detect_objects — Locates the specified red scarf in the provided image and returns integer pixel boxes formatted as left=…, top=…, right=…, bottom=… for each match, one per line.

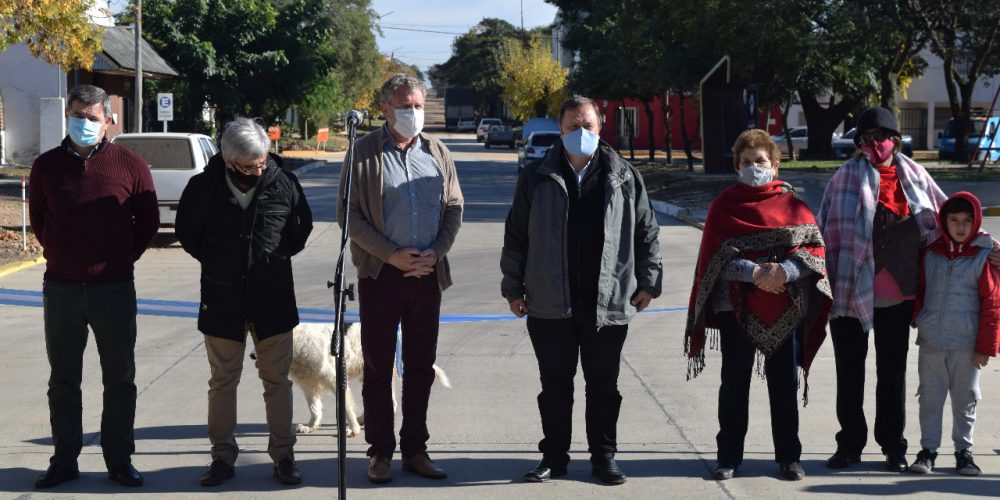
left=878, top=164, right=910, bottom=217
left=684, top=181, right=832, bottom=384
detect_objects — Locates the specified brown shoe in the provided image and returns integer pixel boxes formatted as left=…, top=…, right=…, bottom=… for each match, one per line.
left=402, top=454, right=447, bottom=479
left=367, top=456, right=392, bottom=484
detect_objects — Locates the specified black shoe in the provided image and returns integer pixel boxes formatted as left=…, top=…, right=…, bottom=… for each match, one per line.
left=956, top=449, right=981, bottom=476
left=524, top=458, right=568, bottom=483
left=590, top=455, right=626, bottom=485
left=909, top=449, right=936, bottom=474
left=200, top=459, right=235, bottom=486
left=273, top=458, right=301, bottom=485
left=107, top=462, right=144, bottom=487
left=885, top=451, right=908, bottom=472
left=713, top=463, right=737, bottom=480
left=779, top=461, right=805, bottom=481
left=826, top=450, right=861, bottom=469
left=34, top=463, right=80, bottom=489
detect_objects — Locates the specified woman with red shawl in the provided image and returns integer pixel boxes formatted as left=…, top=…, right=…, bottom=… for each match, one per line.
left=684, top=129, right=832, bottom=482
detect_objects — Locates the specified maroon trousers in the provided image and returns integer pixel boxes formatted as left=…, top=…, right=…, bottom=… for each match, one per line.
left=358, top=265, right=442, bottom=458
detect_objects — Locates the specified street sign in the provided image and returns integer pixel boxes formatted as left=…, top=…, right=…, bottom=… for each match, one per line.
left=316, top=128, right=329, bottom=143
left=267, top=125, right=281, bottom=140
left=157, top=93, right=173, bottom=122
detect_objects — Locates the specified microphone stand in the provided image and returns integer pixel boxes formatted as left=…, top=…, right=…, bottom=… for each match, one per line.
left=329, top=111, right=362, bottom=500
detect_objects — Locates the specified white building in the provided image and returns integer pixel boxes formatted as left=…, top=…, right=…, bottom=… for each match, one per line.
left=0, top=0, right=176, bottom=165
left=784, top=49, right=999, bottom=150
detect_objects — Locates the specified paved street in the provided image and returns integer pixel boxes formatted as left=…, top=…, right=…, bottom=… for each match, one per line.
left=3, top=133, right=1000, bottom=499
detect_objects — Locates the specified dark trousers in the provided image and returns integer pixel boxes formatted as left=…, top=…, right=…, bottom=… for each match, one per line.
left=526, top=314, right=628, bottom=466
left=830, top=300, right=914, bottom=455
left=716, top=312, right=801, bottom=465
left=43, top=280, right=138, bottom=468
left=358, top=266, right=441, bottom=459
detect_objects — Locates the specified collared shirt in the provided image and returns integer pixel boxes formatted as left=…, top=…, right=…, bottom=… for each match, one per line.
left=224, top=170, right=258, bottom=210
left=65, top=137, right=103, bottom=160
left=565, top=151, right=594, bottom=186
left=381, top=129, right=443, bottom=249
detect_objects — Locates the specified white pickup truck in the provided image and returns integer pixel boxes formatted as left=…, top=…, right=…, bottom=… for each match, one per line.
left=111, top=132, right=218, bottom=226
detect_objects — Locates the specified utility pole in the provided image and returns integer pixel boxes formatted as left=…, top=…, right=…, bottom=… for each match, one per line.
left=520, top=0, right=525, bottom=46
left=134, top=0, right=143, bottom=133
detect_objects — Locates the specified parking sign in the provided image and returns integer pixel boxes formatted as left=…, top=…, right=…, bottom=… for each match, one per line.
left=157, top=93, right=173, bottom=122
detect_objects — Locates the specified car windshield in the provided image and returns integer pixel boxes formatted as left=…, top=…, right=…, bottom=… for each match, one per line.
left=531, top=134, right=560, bottom=147
left=113, top=138, right=194, bottom=170
left=482, top=119, right=501, bottom=125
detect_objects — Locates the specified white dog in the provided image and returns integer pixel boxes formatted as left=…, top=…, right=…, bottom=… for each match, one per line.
left=288, top=322, right=451, bottom=437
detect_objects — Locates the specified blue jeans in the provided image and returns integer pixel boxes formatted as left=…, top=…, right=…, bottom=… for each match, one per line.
left=43, top=280, right=138, bottom=468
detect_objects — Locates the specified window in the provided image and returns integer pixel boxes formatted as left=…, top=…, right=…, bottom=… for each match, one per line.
left=616, top=107, right=637, bottom=138
left=198, top=138, right=217, bottom=164
left=114, top=138, right=194, bottom=170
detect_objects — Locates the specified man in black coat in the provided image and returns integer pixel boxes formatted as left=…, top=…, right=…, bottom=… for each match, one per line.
left=176, top=117, right=313, bottom=487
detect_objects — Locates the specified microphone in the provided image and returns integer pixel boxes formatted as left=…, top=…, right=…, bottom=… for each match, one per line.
left=346, top=110, right=363, bottom=127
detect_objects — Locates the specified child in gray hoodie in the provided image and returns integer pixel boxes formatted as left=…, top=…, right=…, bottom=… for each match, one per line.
left=910, top=191, right=1000, bottom=476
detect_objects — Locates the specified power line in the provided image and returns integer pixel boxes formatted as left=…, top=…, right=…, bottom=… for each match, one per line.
left=381, top=25, right=552, bottom=39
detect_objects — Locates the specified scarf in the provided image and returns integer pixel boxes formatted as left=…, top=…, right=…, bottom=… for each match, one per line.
left=877, top=164, right=910, bottom=217
left=817, top=154, right=947, bottom=332
left=684, top=181, right=832, bottom=397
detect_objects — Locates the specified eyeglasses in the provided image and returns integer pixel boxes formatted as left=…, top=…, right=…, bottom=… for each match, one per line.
left=860, top=130, right=894, bottom=143
left=228, top=158, right=268, bottom=175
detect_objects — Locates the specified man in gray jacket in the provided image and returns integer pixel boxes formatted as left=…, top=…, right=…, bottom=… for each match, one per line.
left=500, top=96, right=662, bottom=485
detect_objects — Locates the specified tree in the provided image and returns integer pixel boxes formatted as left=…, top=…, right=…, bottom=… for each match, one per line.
left=907, top=0, right=1000, bottom=163
left=498, top=38, right=568, bottom=121
left=0, top=0, right=103, bottom=70
left=140, top=0, right=378, bottom=128
left=428, top=18, right=526, bottom=116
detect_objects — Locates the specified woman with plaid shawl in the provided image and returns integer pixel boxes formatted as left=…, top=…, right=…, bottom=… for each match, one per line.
left=817, top=107, right=949, bottom=472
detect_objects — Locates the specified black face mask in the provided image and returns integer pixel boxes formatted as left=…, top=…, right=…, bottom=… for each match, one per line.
left=228, top=167, right=260, bottom=188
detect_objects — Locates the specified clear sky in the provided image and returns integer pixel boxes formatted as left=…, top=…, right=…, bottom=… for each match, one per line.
left=371, top=0, right=558, bottom=74
left=108, top=0, right=559, bottom=76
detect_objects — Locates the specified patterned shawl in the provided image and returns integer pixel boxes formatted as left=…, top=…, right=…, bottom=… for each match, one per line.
left=817, top=154, right=946, bottom=332
left=684, top=181, right=833, bottom=387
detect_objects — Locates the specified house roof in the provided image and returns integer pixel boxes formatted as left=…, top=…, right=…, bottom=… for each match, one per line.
left=92, top=26, right=178, bottom=78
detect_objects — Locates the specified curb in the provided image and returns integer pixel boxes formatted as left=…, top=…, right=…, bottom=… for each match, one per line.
left=294, top=160, right=328, bottom=176
left=650, top=199, right=705, bottom=231
left=0, top=256, right=45, bottom=278
left=986, top=206, right=1000, bottom=217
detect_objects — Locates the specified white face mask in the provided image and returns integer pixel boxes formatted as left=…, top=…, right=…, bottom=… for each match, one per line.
left=737, top=163, right=774, bottom=187
left=392, top=108, right=424, bottom=139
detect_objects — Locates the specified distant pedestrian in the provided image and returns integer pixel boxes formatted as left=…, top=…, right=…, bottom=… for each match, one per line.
left=817, top=106, right=953, bottom=472
left=175, top=117, right=313, bottom=487
left=337, top=73, right=463, bottom=484
left=684, top=129, right=832, bottom=481
left=908, top=192, right=1000, bottom=476
left=501, top=95, right=662, bottom=485
left=29, top=84, right=159, bottom=489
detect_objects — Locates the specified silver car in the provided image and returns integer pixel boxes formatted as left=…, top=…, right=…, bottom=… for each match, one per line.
left=111, top=132, right=218, bottom=226
left=476, top=118, right=502, bottom=142
left=832, top=128, right=914, bottom=158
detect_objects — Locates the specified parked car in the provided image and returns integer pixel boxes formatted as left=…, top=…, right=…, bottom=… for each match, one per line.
left=518, top=131, right=561, bottom=169
left=111, top=132, right=218, bottom=226
left=456, top=117, right=477, bottom=133
left=938, top=116, right=1000, bottom=162
left=484, top=124, right=515, bottom=149
left=832, top=128, right=914, bottom=159
left=771, top=127, right=808, bottom=158
left=476, top=118, right=502, bottom=142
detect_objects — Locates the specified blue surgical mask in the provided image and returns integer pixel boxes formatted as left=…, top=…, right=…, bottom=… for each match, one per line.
left=562, top=128, right=599, bottom=157
left=737, top=164, right=774, bottom=187
left=68, top=116, right=102, bottom=147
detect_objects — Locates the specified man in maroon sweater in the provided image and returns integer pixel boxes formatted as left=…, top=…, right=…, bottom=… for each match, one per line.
left=28, top=85, right=159, bottom=489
